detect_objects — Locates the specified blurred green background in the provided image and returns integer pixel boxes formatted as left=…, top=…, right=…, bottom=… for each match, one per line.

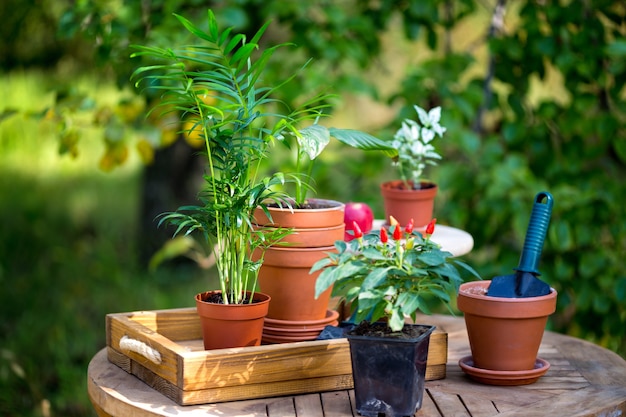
left=1, top=1, right=625, bottom=416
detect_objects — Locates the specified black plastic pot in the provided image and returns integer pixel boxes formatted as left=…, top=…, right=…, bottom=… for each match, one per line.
left=347, top=323, right=435, bottom=417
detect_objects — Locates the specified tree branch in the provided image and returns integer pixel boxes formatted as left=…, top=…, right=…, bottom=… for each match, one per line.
left=473, top=0, right=507, bottom=134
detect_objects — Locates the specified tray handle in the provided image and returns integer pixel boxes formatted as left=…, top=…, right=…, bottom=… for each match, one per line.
left=119, top=335, right=162, bottom=364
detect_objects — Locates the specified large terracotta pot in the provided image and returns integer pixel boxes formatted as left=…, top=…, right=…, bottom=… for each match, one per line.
left=253, top=198, right=345, bottom=247
left=257, top=245, right=335, bottom=321
left=456, top=280, right=557, bottom=371
left=380, top=180, right=437, bottom=228
left=253, top=198, right=344, bottom=322
left=195, top=290, right=270, bottom=350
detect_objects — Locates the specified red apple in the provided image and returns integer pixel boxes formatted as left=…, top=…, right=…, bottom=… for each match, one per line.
left=344, top=202, right=374, bottom=241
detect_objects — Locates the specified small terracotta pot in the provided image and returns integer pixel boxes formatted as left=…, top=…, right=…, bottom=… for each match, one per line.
left=380, top=180, right=437, bottom=228
left=256, top=245, right=336, bottom=321
left=253, top=198, right=345, bottom=247
left=457, top=280, right=557, bottom=371
left=195, top=290, right=270, bottom=350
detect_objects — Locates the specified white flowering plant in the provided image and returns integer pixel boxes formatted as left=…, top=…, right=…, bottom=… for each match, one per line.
left=391, top=105, right=446, bottom=190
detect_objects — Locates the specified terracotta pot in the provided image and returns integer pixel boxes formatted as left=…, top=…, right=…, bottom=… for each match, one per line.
left=262, top=310, right=340, bottom=343
left=195, top=290, right=270, bottom=350
left=253, top=198, right=345, bottom=247
left=380, top=180, right=437, bottom=228
left=256, top=245, right=336, bottom=321
left=456, top=280, right=557, bottom=371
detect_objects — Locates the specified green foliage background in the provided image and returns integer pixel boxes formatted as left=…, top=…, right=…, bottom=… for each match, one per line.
left=1, top=1, right=625, bottom=416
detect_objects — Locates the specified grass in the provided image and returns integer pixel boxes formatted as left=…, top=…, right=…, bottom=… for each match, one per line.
left=0, top=70, right=211, bottom=417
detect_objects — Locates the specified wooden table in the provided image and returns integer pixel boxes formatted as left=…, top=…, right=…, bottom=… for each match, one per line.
left=88, top=314, right=626, bottom=417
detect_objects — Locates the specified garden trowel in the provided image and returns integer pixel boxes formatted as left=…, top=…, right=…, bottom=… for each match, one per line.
left=486, top=191, right=553, bottom=298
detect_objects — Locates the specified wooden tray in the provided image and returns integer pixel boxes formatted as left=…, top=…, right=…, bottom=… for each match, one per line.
left=106, top=307, right=448, bottom=405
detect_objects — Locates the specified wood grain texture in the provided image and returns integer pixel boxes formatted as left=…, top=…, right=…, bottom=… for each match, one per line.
left=90, top=313, right=626, bottom=416
left=105, top=308, right=448, bottom=404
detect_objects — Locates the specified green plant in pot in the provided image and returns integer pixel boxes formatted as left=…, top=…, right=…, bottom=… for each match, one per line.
left=245, top=53, right=394, bottom=330
left=253, top=123, right=394, bottom=326
left=381, top=105, right=446, bottom=228
left=130, top=10, right=345, bottom=350
left=313, top=217, right=480, bottom=416
left=132, top=10, right=394, bottom=348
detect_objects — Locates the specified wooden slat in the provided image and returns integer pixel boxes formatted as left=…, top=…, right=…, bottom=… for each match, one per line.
left=294, top=393, right=324, bottom=416
left=122, top=308, right=203, bottom=341
left=427, top=390, right=470, bottom=416
left=107, top=314, right=185, bottom=387
left=201, top=398, right=269, bottom=417
left=426, top=364, right=446, bottom=381
left=496, top=386, right=626, bottom=417
left=415, top=389, right=442, bottom=416
left=181, top=373, right=353, bottom=405
left=178, top=338, right=353, bottom=391
left=320, top=391, right=354, bottom=417
left=427, top=330, right=448, bottom=365
left=266, top=396, right=296, bottom=417
left=106, top=307, right=448, bottom=404
left=458, top=392, right=501, bottom=416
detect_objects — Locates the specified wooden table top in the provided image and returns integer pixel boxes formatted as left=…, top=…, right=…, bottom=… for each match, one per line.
left=88, top=314, right=626, bottom=417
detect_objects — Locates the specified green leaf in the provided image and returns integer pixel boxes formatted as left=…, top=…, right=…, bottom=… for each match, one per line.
left=453, top=260, right=482, bottom=280
left=223, top=32, right=243, bottom=55
left=419, top=251, right=447, bottom=266
left=298, top=124, right=330, bottom=160
left=398, top=293, right=421, bottom=317
left=329, top=128, right=396, bottom=156
left=231, top=43, right=257, bottom=67
left=613, top=138, right=626, bottom=164
left=362, top=267, right=391, bottom=290
left=310, top=257, right=333, bottom=274
left=148, top=236, right=196, bottom=271
left=605, top=40, right=626, bottom=56
left=174, top=13, right=213, bottom=42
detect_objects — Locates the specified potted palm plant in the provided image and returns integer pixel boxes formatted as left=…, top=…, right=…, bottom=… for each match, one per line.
left=381, top=105, right=446, bottom=228
left=313, top=217, right=480, bottom=416
left=132, top=10, right=393, bottom=348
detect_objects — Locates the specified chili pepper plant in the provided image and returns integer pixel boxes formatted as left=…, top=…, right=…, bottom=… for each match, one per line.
left=313, top=218, right=480, bottom=331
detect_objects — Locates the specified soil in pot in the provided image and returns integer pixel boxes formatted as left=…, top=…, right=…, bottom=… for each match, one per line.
left=347, top=322, right=435, bottom=417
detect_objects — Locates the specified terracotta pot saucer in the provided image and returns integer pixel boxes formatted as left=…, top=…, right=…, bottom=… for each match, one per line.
left=262, top=310, right=339, bottom=344
left=458, top=356, right=550, bottom=386
left=264, top=309, right=339, bottom=329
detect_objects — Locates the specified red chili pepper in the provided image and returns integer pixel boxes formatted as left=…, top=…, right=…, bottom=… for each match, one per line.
left=352, top=221, right=363, bottom=239
left=380, top=227, right=388, bottom=243
left=405, top=218, right=414, bottom=234
left=425, top=218, right=437, bottom=236
left=392, top=225, right=402, bottom=240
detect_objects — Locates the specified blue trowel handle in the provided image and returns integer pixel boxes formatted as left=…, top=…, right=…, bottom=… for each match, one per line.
left=516, top=191, right=553, bottom=275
